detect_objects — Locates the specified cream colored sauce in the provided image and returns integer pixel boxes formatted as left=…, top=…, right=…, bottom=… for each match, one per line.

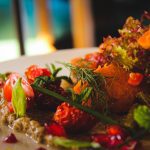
left=0, top=126, right=58, bottom=150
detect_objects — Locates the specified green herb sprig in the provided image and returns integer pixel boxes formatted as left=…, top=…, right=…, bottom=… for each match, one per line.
left=32, top=64, right=72, bottom=88
left=46, top=64, right=72, bottom=84
left=50, top=137, right=100, bottom=149
left=68, top=87, right=92, bottom=104
left=59, top=63, right=108, bottom=110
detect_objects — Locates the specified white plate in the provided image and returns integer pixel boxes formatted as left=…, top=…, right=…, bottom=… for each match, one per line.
left=0, top=48, right=97, bottom=150
left=0, top=48, right=97, bottom=73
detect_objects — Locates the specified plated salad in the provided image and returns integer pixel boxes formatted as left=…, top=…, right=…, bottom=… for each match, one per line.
left=0, top=13, right=150, bottom=150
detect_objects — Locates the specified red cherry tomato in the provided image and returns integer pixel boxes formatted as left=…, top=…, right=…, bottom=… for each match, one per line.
left=3, top=80, right=12, bottom=102
left=128, top=73, right=143, bottom=86
left=3, top=73, right=34, bottom=102
left=25, top=65, right=51, bottom=83
left=42, top=68, right=51, bottom=76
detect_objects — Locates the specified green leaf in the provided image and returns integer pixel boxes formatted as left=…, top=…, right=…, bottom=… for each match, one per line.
left=12, top=78, right=27, bottom=117
left=53, top=68, right=62, bottom=77
left=56, top=76, right=73, bottom=84
left=134, top=105, right=150, bottom=130
left=0, top=73, right=9, bottom=81
left=51, top=137, right=100, bottom=149
left=78, top=87, right=93, bottom=103
left=51, top=63, right=56, bottom=74
left=33, top=76, right=51, bottom=87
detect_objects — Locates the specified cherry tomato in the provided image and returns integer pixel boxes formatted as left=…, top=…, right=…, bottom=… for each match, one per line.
left=25, top=65, right=51, bottom=83
left=3, top=73, right=19, bottom=102
left=128, top=73, right=143, bottom=86
left=3, top=73, right=34, bottom=102
left=3, top=79, right=12, bottom=102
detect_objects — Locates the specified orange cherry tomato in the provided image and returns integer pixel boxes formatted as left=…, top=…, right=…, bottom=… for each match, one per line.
left=128, top=72, right=143, bottom=86
left=25, top=65, right=51, bottom=83
left=138, top=29, right=150, bottom=50
left=3, top=73, right=34, bottom=102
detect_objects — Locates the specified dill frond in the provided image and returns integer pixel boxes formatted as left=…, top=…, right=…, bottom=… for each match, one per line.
left=61, top=63, right=108, bottom=111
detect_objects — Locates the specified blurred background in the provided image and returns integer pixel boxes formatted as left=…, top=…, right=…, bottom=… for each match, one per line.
left=0, top=0, right=149, bottom=62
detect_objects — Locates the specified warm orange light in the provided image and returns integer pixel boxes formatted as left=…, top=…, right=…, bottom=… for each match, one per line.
left=25, top=36, right=56, bottom=56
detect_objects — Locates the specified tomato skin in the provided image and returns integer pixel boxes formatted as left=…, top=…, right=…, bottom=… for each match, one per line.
left=3, top=79, right=12, bottom=102
left=25, top=65, right=51, bottom=83
left=42, top=68, right=51, bottom=76
left=128, top=73, right=143, bottom=86
left=21, top=78, right=34, bottom=98
left=3, top=73, right=34, bottom=102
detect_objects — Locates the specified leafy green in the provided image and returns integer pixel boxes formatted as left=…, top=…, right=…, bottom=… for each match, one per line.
left=12, top=78, right=26, bottom=117
left=33, top=76, right=51, bottom=87
left=47, top=64, right=62, bottom=81
left=134, top=105, right=150, bottom=130
left=68, top=87, right=93, bottom=104
left=51, top=137, right=100, bottom=149
left=0, top=73, right=9, bottom=81
left=113, top=46, right=138, bottom=70
left=32, top=84, right=118, bottom=125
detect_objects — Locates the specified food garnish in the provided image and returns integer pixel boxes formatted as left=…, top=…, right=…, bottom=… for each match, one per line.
left=49, top=136, right=100, bottom=149
left=134, top=105, right=150, bottom=130
left=12, top=78, right=27, bottom=117
left=0, top=13, right=150, bottom=150
left=3, top=133, right=18, bottom=143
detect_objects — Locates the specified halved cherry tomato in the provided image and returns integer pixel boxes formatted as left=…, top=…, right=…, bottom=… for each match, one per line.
left=3, top=79, right=12, bottom=102
left=128, top=72, right=143, bottom=86
left=25, top=65, right=51, bottom=83
left=3, top=73, right=34, bottom=102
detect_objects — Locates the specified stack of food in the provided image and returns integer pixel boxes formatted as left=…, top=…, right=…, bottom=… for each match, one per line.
left=0, top=14, right=149, bottom=150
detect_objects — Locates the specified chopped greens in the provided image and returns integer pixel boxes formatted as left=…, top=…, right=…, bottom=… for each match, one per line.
left=51, top=137, right=100, bottom=149
left=12, top=78, right=27, bottom=117
left=134, top=105, right=150, bottom=131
